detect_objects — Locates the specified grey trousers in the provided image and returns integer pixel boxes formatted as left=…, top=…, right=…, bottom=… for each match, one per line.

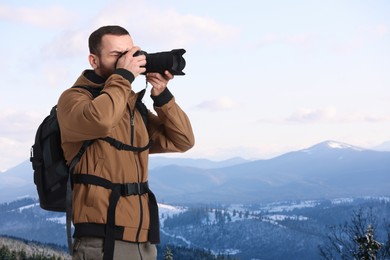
left=72, top=237, right=157, bottom=260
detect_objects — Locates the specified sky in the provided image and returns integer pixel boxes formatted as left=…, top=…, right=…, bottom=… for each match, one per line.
left=0, top=0, right=390, bottom=171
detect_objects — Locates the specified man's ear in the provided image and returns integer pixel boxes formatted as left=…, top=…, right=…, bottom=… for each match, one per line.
left=88, top=54, right=99, bottom=69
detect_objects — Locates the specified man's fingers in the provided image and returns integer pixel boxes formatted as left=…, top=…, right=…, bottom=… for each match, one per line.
left=164, top=70, right=174, bottom=80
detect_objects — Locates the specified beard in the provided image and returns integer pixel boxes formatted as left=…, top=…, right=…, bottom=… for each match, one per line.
left=96, top=57, right=116, bottom=79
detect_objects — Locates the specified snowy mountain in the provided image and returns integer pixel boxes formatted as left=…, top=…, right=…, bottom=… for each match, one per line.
left=301, top=140, right=364, bottom=152
left=1, top=140, right=389, bottom=204
left=373, top=140, right=390, bottom=151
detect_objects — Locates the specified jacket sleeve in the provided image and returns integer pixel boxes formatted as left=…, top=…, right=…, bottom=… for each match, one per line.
left=147, top=88, right=195, bottom=153
left=57, top=71, right=133, bottom=142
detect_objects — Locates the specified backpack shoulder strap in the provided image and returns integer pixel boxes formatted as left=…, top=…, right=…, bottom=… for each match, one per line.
left=135, top=101, right=148, bottom=126
left=100, top=136, right=153, bottom=152
left=135, top=89, right=149, bottom=126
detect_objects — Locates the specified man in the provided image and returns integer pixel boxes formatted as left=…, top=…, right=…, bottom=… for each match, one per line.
left=57, top=25, right=194, bottom=260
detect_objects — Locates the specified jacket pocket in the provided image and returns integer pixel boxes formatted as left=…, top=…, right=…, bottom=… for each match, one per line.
left=85, top=158, right=104, bottom=207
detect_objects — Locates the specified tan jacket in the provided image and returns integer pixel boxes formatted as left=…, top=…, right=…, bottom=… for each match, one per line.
left=57, top=69, right=194, bottom=243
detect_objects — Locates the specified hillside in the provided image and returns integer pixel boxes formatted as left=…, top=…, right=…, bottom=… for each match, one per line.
left=0, top=236, right=70, bottom=259
left=1, top=197, right=389, bottom=259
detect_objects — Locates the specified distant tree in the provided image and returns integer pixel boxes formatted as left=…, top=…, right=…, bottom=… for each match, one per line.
left=19, top=249, right=27, bottom=259
left=225, top=212, right=232, bottom=222
left=164, top=246, right=173, bottom=260
left=354, top=225, right=382, bottom=259
left=10, top=250, right=17, bottom=259
left=0, top=245, right=11, bottom=259
left=214, top=210, right=224, bottom=225
left=319, top=207, right=390, bottom=259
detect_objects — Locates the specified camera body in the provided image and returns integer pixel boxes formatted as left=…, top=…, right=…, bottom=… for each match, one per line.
left=134, top=49, right=186, bottom=76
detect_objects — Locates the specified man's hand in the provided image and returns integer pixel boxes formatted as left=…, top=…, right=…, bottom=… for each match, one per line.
left=116, top=46, right=146, bottom=77
left=146, top=71, right=174, bottom=96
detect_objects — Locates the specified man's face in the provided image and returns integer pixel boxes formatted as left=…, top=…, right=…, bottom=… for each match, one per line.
left=92, top=34, right=134, bottom=79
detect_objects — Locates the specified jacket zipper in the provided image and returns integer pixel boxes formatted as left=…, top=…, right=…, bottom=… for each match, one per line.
left=130, top=109, right=135, bottom=146
left=130, top=107, right=144, bottom=242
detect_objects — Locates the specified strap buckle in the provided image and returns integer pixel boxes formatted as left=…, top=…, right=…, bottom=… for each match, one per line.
left=120, top=182, right=148, bottom=196
left=120, top=182, right=142, bottom=196
left=137, top=182, right=141, bottom=195
left=121, top=183, right=135, bottom=196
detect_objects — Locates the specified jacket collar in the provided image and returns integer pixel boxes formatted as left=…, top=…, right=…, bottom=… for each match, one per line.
left=84, top=70, right=106, bottom=85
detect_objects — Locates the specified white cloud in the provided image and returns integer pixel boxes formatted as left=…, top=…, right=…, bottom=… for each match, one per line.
left=42, top=64, right=78, bottom=89
left=42, top=30, right=90, bottom=59
left=0, top=110, right=45, bottom=171
left=373, top=24, right=389, bottom=37
left=0, top=4, right=77, bottom=28
left=0, top=3, right=85, bottom=60
left=332, top=37, right=365, bottom=54
left=286, top=107, right=337, bottom=123
left=363, top=114, right=390, bottom=123
left=40, top=0, right=238, bottom=60
left=0, top=137, right=31, bottom=172
left=90, top=0, right=239, bottom=49
left=359, top=24, right=389, bottom=37
left=287, top=34, right=311, bottom=45
left=0, top=109, right=43, bottom=139
left=195, top=96, right=239, bottom=111
left=257, top=33, right=312, bottom=47
left=333, top=23, right=389, bottom=54
left=260, top=107, right=390, bottom=124
left=259, top=33, right=280, bottom=45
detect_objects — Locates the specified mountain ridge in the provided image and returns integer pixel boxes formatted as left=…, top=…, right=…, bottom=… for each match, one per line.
left=149, top=140, right=390, bottom=203
left=1, top=140, right=389, bottom=204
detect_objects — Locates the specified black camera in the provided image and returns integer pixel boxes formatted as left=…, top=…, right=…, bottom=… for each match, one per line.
left=134, top=49, right=186, bottom=75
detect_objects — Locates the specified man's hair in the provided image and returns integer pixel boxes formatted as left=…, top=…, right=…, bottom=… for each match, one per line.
left=89, top=25, right=130, bottom=55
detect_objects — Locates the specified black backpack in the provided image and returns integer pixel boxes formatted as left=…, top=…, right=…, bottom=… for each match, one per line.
left=30, top=86, right=152, bottom=254
left=30, top=87, right=100, bottom=212
left=30, top=105, right=89, bottom=212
